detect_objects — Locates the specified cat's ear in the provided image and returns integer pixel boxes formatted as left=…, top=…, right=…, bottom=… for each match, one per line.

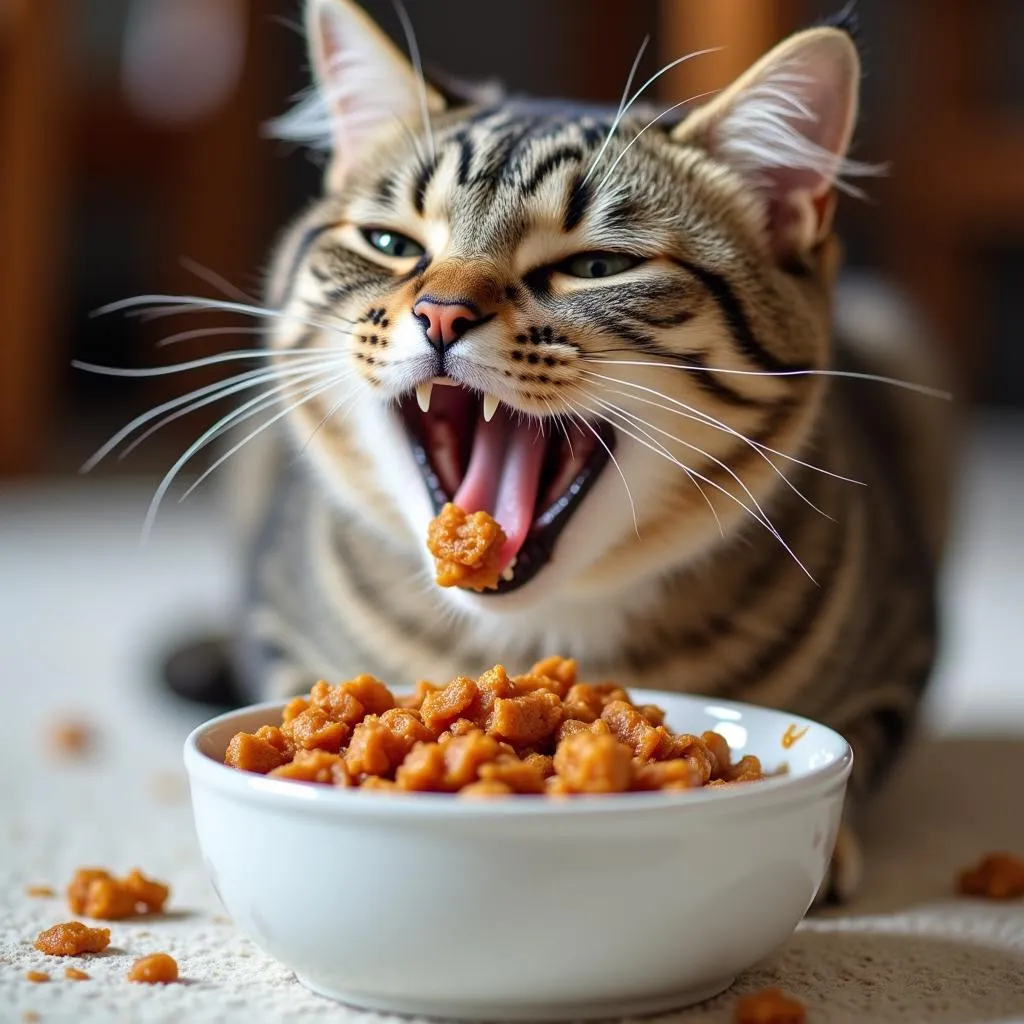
left=305, top=0, right=444, bottom=184
left=673, top=27, right=878, bottom=259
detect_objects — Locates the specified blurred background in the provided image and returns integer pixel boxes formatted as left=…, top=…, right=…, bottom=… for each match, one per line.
left=0, top=1, right=1020, bottom=724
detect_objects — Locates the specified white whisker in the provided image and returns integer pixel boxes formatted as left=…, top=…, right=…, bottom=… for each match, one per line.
left=391, top=0, right=435, bottom=163
left=583, top=47, right=720, bottom=184
left=580, top=368, right=864, bottom=487
left=79, top=356, right=336, bottom=472
left=580, top=369, right=840, bottom=517
left=571, top=395, right=814, bottom=581
left=179, top=374, right=353, bottom=502
left=143, top=371, right=348, bottom=538
left=73, top=347, right=339, bottom=379
left=179, top=258, right=259, bottom=304
left=583, top=358, right=952, bottom=400
left=595, top=89, right=720, bottom=196
left=560, top=398, right=639, bottom=536
left=570, top=386, right=721, bottom=536
left=155, top=325, right=266, bottom=349
left=93, top=293, right=358, bottom=331
left=121, top=361, right=349, bottom=461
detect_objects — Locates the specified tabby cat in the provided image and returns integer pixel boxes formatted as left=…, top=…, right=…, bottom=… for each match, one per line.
left=177, top=0, right=951, bottom=901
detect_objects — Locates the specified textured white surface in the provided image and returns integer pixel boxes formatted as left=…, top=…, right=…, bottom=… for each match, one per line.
left=1, top=416, right=1023, bottom=1023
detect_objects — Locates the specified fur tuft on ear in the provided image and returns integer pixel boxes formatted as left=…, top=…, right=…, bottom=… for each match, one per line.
left=673, top=26, right=884, bottom=258
left=268, top=0, right=443, bottom=181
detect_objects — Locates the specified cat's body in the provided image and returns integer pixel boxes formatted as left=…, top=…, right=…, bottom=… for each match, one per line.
left=184, top=1, right=950, bottom=901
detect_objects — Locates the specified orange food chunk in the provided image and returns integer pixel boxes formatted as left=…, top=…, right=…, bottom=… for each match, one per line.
left=553, top=732, right=633, bottom=793
left=734, top=986, right=806, bottom=1023
left=49, top=718, right=93, bottom=758
left=528, top=655, right=578, bottom=692
left=67, top=867, right=168, bottom=920
left=487, top=691, right=562, bottom=746
left=281, top=696, right=310, bottom=722
left=601, top=700, right=662, bottom=760
left=221, top=657, right=766, bottom=798
left=958, top=852, right=1024, bottom=899
left=633, top=758, right=699, bottom=790
left=420, top=676, right=478, bottom=733
left=65, top=967, right=90, bottom=981
left=344, top=716, right=400, bottom=777
left=442, top=731, right=502, bottom=789
left=224, top=731, right=289, bottom=774
left=460, top=780, right=514, bottom=799
left=478, top=754, right=546, bottom=794
left=127, top=952, right=179, bottom=984
left=25, top=970, right=49, bottom=983
left=395, top=742, right=448, bottom=791
left=427, top=503, right=507, bottom=591
left=281, top=707, right=349, bottom=753
left=269, top=749, right=351, bottom=785
left=34, top=921, right=110, bottom=956
left=26, top=885, right=55, bottom=898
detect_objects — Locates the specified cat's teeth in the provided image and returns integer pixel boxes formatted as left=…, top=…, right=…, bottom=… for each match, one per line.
left=415, top=381, right=434, bottom=413
left=482, top=393, right=500, bottom=423
left=500, top=557, right=517, bottom=582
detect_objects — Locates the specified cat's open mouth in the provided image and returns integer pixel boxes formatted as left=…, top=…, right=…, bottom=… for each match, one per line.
left=398, top=380, right=615, bottom=594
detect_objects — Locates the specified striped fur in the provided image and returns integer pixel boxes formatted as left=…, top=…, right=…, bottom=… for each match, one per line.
left=232, top=1, right=950, bottom=899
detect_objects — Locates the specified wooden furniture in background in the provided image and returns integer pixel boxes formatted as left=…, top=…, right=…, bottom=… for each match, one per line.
left=0, top=0, right=271, bottom=477
left=0, top=0, right=66, bottom=476
left=881, top=1, right=1024, bottom=393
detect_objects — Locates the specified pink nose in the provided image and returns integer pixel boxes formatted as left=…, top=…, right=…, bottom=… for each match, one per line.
left=412, top=299, right=484, bottom=350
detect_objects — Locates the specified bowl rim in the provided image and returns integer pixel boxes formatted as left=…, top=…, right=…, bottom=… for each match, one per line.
left=186, top=692, right=856, bottom=819
left=184, top=690, right=852, bottom=819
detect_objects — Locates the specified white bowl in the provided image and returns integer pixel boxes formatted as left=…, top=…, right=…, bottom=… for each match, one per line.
left=184, top=690, right=851, bottom=1021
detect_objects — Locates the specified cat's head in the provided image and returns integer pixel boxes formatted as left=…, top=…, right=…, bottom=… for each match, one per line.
left=266, top=0, right=874, bottom=616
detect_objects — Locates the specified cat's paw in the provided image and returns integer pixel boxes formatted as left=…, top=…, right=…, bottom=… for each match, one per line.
left=813, top=821, right=864, bottom=907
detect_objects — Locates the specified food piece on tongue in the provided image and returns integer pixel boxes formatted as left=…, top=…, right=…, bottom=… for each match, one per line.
left=427, top=503, right=507, bottom=592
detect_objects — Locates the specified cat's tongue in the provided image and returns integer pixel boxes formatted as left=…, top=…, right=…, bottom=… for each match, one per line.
left=452, top=408, right=546, bottom=570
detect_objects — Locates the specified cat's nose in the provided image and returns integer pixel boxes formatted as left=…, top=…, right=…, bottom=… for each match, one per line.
left=412, top=298, right=485, bottom=351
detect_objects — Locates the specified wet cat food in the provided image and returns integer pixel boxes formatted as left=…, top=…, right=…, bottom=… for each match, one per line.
left=34, top=922, right=111, bottom=956
left=223, top=656, right=765, bottom=796
left=427, top=503, right=507, bottom=591
left=66, top=867, right=169, bottom=920
left=957, top=852, right=1024, bottom=899
left=127, top=953, right=179, bottom=984
left=734, top=987, right=807, bottom=1023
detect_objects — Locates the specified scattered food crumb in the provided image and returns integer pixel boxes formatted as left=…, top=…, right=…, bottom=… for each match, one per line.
left=34, top=921, right=111, bottom=956
left=49, top=718, right=94, bottom=758
left=127, top=952, right=179, bottom=984
left=23, top=1013, right=40, bottom=1023
left=25, top=970, right=50, bottom=984
left=211, top=915, right=232, bottom=925
left=781, top=724, right=809, bottom=749
left=25, top=885, right=55, bottom=898
left=65, top=966, right=90, bottom=981
left=958, top=851, right=1024, bottom=899
left=67, top=866, right=169, bottom=919
left=734, top=986, right=806, bottom=1023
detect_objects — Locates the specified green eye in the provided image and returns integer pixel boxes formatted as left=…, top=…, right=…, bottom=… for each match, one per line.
left=362, top=227, right=425, bottom=259
left=562, top=252, right=641, bottom=279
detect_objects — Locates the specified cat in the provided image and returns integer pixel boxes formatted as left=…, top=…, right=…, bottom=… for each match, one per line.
left=161, top=0, right=951, bottom=903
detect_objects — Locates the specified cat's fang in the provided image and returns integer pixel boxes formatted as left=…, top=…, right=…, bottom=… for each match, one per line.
left=482, top=394, right=500, bottom=423
left=500, top=557, right=517, bottom=582
left=415, top=381, right=434, bottom=413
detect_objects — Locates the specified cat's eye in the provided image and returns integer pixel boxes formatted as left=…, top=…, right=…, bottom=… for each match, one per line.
left=361, top=227, right=425, bottom=260
left=560, top=252, right=641, bottom=279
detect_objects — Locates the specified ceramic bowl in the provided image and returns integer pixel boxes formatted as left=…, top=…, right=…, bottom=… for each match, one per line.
left=184, top=690, right=851, bottom=1021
